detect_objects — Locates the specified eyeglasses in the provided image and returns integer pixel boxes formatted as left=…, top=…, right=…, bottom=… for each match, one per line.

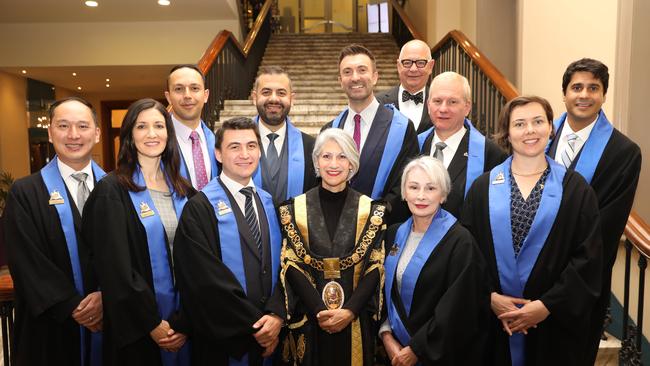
left=400, top=59, right=429, bottom=68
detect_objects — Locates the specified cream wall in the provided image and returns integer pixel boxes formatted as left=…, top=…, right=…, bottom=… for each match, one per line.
left=0, top=71, right=30, bottom=178
left=0, top=20, right=242, bottom=67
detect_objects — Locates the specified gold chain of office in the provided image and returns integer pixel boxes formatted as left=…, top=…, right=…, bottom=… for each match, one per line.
left=278, top=205, right=385, bottom=272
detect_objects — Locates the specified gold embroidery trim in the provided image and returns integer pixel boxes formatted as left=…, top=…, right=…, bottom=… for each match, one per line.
left=351, top=318, right=363, bottom=366
left=294, top=194, right=309, bottom=247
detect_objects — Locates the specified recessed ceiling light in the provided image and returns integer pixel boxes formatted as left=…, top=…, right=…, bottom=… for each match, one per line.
left=105, top=78, right=110, bottom=82
left=72, top=72, right=77, bottom=76
left=106, top=84, right=110, bottom=88
left=85, top=1, right=99, bottom=7
left=158, top=0, right=171, bottom=6
left=77, top=86, right=82, bottom=90
left=21, top=70, right=27, bottom=74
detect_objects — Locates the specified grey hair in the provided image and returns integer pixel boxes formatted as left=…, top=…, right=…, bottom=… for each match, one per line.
left=312, top=128, right=360, bottom=181
left=400, top=155, right=451, bottom=201
left=430, top=71, right=472, bottom=103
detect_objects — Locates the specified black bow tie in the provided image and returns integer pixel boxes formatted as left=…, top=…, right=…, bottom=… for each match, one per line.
left=402, top=90, right=423, bottom=105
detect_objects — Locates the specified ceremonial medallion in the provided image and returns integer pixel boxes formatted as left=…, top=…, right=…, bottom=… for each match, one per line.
left=323, top=258, right=341, bottom=279
left=492, top=171, right=505, bottom=185
left=217, top=200, right=232, bottom=215
left=370, top=215, right=383, bottom=226
left=139, top=202, right=155, bottom=218
left=322, top=281, right=345, bottom=310
left=48, top=190, right=65, bottom=205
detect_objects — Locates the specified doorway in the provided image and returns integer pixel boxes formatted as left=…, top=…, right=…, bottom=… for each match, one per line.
left=300, top=0, right=357, bottom=33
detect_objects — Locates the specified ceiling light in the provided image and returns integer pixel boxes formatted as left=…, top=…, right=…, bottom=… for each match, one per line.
left=21, top=70, right=27, bottom=74
left=77, top=86, right=82, bottom=90
left=158, top=0, right=171, bottom=5
left=105, top=78, right=110, bottom=82
left=85, top=1, right=99, bottom=7
left=72, top=72, right=77, bottom=76
left=106, top=84, right=110, bottom=88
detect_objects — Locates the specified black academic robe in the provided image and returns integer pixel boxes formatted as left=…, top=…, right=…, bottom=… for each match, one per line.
left=548, top=126, right=641, bottom=364
left=461, top=170, right=603, bottom=366
left=173, top=180, right=285, bottom=366
left=81, top=173, right=190, bottom=366
left=322, top=103, right=419, bottom=224
left=278, top=187, right=386, bottom=366
left=421, top=130, right=507, bottom=218
left=5, top=172, right=98, bottom=366
left=376, top=86, right=433, bottom=134
left=382, top=222, right=490, bottom=365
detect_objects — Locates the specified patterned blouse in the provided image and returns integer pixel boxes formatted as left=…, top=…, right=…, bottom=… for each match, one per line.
left=510, top=167, right=550, bottom=257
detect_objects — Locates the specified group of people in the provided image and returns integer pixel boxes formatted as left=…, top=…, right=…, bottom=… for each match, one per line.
left=4, top=38, right=642, bottom=366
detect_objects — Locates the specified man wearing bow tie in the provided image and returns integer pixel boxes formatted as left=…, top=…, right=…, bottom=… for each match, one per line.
left=377, top=39, right=434, bottom=134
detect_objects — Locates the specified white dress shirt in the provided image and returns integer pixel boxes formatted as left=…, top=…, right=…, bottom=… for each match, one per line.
left=343, top=98, right=380, bottom=152
left=219, top=172, right=259, bottom=223
left=173, top=115, right=212, bottom=187
left=432, top=126, right=467, bottom=168
left=398, top=85, right=427, bottom=131
left=553, top=115, right=597, bottom=166
left=258, top=120, right=287, bottom=157
left=57, top=159, right=94, bottom=209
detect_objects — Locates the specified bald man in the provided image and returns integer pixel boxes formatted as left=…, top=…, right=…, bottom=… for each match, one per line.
left=377, top=39, right=435, bottom=134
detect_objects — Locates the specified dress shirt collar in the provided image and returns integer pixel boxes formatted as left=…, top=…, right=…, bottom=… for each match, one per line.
left=434, top=125, right=466, bottom=153
left=258, top=119, right=287, bottom=152
left=349, top=97, right=380, bottom=127
left=220, top=171, right=256, bottom=196
left=398, top=85, right=427, bottom=104
left=57, top=159, right=93, bottom=181
left=172, top=114, right=203, bottom=142
left=559, top=115, right=597, bottom=143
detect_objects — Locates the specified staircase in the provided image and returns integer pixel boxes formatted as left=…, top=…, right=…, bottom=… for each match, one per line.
left=217, top=33, right=401, bottom=134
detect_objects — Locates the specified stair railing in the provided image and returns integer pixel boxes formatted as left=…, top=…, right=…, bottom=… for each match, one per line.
left=194, top=0, right=273, bottom=129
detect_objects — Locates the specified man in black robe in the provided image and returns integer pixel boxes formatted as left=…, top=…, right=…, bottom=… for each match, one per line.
left=251, top=66, right=317, bottom=205
left=377, top=39, right=434, bottom=134
left=4, top=97, right=104, bottom=365
left=547, top=58, right=642, bottom=365
left=419, top=72, right=507, bottom=218
left=173, top=117, right=285, bottom=365
left=322, top=44, right=419, bottom=224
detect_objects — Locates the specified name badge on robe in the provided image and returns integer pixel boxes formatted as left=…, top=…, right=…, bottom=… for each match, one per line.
left=388, top=243, right=400, bottom=256
left=464, top=152, right=469, bottom=157
left=139, top=201, right=155, bottom=218
left=492, top=171, right=505, bottom=185
left=216, top=200, right=232, bottom=216
left=48, top=190, right=65, bottom=205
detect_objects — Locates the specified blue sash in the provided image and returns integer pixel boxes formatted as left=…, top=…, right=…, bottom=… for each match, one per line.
left=552, top=110, right=613, bottom=184
left=252, top=116, right=305, bottom=200
left=41, top=157, right=106, bottom=366
left=178, top=120, right=219, bottom=185
left=332, top=105, right=409, bottom=199
left=488, top=156, right=565, bottom=366
left=417, top=119, right=486, bottom=197
left=384, top=210, right=456, bottom=346
left=127, top=167, right=189, bottom=366
left=202, top=179, right=281, bottom=366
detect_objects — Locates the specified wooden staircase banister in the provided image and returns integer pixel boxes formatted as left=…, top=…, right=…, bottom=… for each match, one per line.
left=387, top=0, right=424, bottom=41
left=625, top=211, right=650, bottom=259
left=431, top=30, right=519, bottom=101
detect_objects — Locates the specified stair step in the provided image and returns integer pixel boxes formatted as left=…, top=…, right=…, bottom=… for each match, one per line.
left=595, top=332, right=621, bottom=366
left=221, top=104, right=347, bottom=112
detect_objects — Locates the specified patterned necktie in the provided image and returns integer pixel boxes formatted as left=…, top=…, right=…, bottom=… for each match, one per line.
left=433, top=142, right=447, bottom=161
left=71, top=172, right=89, bottom=214
left=266, top=133, right=280, bottom=177
left=402, top=90, right=424, bottom=105
left=353, top=114, right=362, bottom=151
left=561, top=133, right=579, bottom=169
left=240, top=187, right=263, bottom=258
left=189, top=131, right=209, bottom=190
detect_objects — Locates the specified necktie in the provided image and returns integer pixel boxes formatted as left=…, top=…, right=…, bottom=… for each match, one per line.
left=402, top=90, right=424, bottom=105
left=189, top=131, right=209, bottom=190
left=266, top=133, right=280, bottom=177
left=433, top=142, right=447, bottom=161
left=71, top=172, right=89, bottom=214
left=240, top=187, right=263, bottom=258
left=353, top=114, right=362, bottom=151
left=561, top=133, right=579, bottom=169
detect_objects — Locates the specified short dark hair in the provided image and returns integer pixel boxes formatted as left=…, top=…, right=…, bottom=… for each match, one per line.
left=338, top=44, right=377, bottom=71
left=49, top=96, right=98, bottom=127
left=167, top=64, right=206, bottom=90
left=115, top=98, right=193, bottom=197
left=215, top=117, right=262, bottom=150
left=494, top=95, right=554, bottom=154
left=562, top=58, right=609, bottom=95
left=253, top=65, right=293, bottom=91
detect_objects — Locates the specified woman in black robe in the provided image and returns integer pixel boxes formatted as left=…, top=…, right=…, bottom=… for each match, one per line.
left=278, top=128, right=386, bottom=365
left=461, top=96, right=602, bottom=366
left=82, top=99, right=194, bottom=366
left=380, top=155, right=489, bottom=366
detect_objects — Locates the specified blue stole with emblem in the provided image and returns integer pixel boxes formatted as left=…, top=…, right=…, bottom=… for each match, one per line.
left=252, top=116, right=305, bottom=200
left=332, top=104, right=408, bottom=199
left=127, top=167, right=189, bottom=366
left=551, top=110, right=613, bottom=184
left=384, top=210, right=456, bottom=347
left=41, top=157, right=106, bottom=366
left=178, top=120, right=219, bottom=184
left=202, top=179, right=282, bottom=366
left=418, top=119, right=486, bottom=196
left=488, top=156, right=565, bottom=366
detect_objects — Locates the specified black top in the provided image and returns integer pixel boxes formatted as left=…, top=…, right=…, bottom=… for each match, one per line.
left=319, top=185, right=349, bottom=240
left=510, top=167, right=550, bottom=257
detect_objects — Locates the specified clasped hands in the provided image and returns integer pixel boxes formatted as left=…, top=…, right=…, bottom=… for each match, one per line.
left=490, top=292, right=550, bottom=336
left=381, top=332, right=418, bottom=366
left=150, top=320, right=187, bottom=353
left=72, top=291, right=103, bottom=332
left=253, top=314, right=283, bottom=357
left=316, top=308, right=354, bottom=334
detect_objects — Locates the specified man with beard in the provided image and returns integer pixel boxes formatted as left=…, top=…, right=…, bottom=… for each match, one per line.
left=377, top=39, right=435, bottom=134
left=323, top=44, right=419, bottom=223
left=251, top=66, right=317, bottom=205
left=165, top=64, right=219, bottom=190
